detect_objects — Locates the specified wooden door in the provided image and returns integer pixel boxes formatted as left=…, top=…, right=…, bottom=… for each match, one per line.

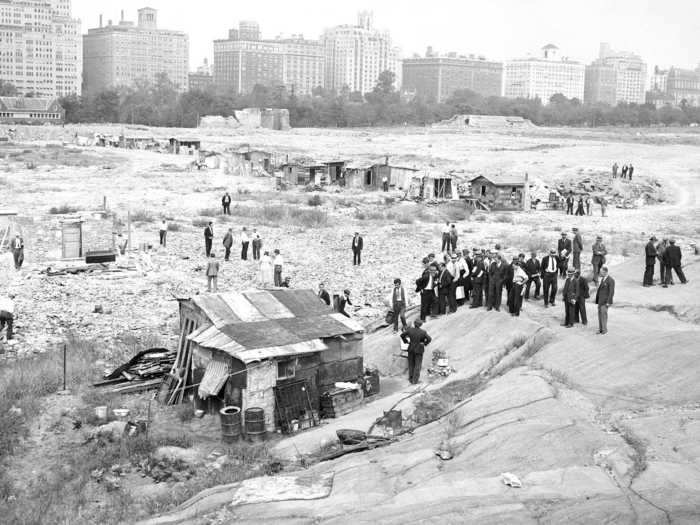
left=62, top=223, right=82, bottom=259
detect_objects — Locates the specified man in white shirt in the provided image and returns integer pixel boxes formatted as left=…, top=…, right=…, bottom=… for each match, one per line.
left=240, top=227, right=250, bottom=260
left=273, top=249, right=284, bottom=287
left=159, top=220, right=167, bottom=247
left=441, top=222, right=450, bottom=252
left=12, top=234, right=24, bottom=270
left=541, top=249, right=559, bottom=307
left=0, top=294, right=15, bottom=340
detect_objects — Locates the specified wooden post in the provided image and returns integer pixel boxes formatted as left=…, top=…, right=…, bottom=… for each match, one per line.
left=103, top=196, right=107, bottom=210
left=127, top=210, right=132, bottom=251
left=63, top=343, right=67, bottom=391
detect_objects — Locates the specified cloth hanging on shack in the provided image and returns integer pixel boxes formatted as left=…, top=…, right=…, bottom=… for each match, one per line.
left=198, top=355, right=230, bottom=398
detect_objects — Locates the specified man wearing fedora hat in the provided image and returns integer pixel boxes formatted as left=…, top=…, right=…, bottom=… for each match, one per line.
left=541, top=249, right=559, bottom=307
left=591, top=235, right=607, bottom=284
left=557, top=232, right=572, bottom=278
left=644, top=235, right=658, bottom=286
left=572, top=227, right=584, bottom=271
left=561, top=268, right=578, bottom=327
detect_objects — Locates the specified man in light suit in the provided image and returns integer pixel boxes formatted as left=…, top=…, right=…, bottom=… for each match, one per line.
left=595, top=266, right=615, bottom=335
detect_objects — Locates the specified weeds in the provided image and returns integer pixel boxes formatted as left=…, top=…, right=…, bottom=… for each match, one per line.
left=198, top=207, right=220, bottom=217
left=130, top=209, right=155, bottom=223
left=231, top=204, right=329, bottom=228
left=48, top=204, right=80, bottom=215
left=192, top=218, right=210, bottom=228
left=166, top=222, right=182, bottom=232
left=494, top=214, right=514, bottom=224
left=307, top=194, right=323, bottom=207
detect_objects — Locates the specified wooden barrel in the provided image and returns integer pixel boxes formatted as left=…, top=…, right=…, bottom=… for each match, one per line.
left=245, top=407, right=266, bottom=442
left=219, top=406, right=241, bottom=444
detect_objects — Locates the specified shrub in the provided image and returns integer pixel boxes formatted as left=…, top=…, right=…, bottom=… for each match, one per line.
left=396, top=211, right=414, bottom=224
left=198, top=207, right=220, bottom=217
left=473, top=213, right=488, bottom=222
left=307, top=194, right=323, bottom=207
left=48, top=204, right=79, bottom=215
left=236, top=187, right=250, bottom=195
left=166, top=222, right=182, bottom=232
left=130, top=209, right=155, bottom=223
left=494, top=214, right=513, bottom=223
left=192, top=218, right=210, bottom=228
left=384, top=196, right=396, bottom=205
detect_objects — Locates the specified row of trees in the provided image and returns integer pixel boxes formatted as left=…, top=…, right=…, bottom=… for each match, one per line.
left=5, top=71, right=700, bottom=128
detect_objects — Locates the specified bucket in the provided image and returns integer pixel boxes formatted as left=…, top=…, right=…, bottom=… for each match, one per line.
left=219, top=406, right=242, bottom=444
left=245, top=407, right=266, bottom=442
left=95, top=406, right=108, bottom=421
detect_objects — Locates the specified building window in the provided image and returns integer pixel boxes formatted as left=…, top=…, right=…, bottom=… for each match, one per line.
left=277, top=359, right=296, bottom=380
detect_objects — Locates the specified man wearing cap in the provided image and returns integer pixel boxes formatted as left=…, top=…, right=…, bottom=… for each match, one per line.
left=469, top=253, right=486, bottom=308
left=591, top=236, right=607, bottom=284
left=557, top=232, right=572, bottom=278
left=572, top=228, right=584, bottom=271
left=338, top=289, right=352, bottom=317
left=416, top=263, right=438, bottom=321
left=486, top=254, right=506, bottom=311
left=663, top=239, right=687, bottom=287
left=595, top=267, right=615, bottom=334
left=541, top=249, right=559, bottom=307
left=644, top=236, right=658, bottom=286
left=351, top=232, right=364, bottom=265
left=401, top=319, right=432, bottom=384
left=524, top=251, right=541, bottom=300
left=562, top=269, right=578, bottom=327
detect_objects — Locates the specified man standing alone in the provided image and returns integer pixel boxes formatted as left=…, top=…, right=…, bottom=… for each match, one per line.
left=159, top=220, right=167, bottom=247
left=204, top=222, right=214, bottom=257
left=595, top=267, right=615, bottom=334
left=352, top=232, right=363, bottom=266
left=643, top=236, right=657, bottom=286
left=206, top=253, right=220, bottom=293
left=221, top=192, right=232, bottom=215
left=401, top=319, right=432, bottom=385
left=11, top=234, right=24, bottom=270
left=222, top=228, right=233, bottom=261
left=572, top=227, right=583, bottom=271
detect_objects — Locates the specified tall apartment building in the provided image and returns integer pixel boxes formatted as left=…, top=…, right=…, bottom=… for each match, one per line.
left=321, top=11, right=401, bottom=94
left=646, top=66, right=700, bottom=107
left=0, top=0, right=81, bottom=97
left=504, top=44, right=585, bottom=102
left=584, top=43, right=647, bottom=105
left=213, top=21, right=324, bottom=96
left=403, top=49, right=503, bottom=102
left=82, top=7, right=189, bottom=94
left=188, top=58, right=213, bottom=91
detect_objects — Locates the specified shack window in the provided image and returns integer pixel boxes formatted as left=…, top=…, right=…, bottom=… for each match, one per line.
left=277, top=359, right=296, bottom=380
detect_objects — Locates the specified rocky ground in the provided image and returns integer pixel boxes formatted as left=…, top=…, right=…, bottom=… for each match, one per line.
left=1, top=124, right=699, bottom=523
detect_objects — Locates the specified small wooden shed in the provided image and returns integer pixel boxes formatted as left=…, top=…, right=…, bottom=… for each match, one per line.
left=180, top=290, right=364, bottom=432
left=281, top=163, right=326, bottom=186
left=468, top=174, right=530, bottom=211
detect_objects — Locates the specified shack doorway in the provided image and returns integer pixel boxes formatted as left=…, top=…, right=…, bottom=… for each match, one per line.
left=61, top=220, right=83, bottom=259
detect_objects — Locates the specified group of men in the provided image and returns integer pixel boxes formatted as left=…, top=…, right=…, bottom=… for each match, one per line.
left=644, top=236, right=688, bottom=287
left=564, top=193, right=594, bottom=216
left=203, top=223, right=263, bottom=262
left=612, top=162, right=635, bottom=180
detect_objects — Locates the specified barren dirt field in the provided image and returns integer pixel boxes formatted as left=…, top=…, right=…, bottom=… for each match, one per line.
left=1, top=123, right=699, bottom=524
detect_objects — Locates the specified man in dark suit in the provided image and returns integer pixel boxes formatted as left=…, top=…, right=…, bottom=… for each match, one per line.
left=401, top=319, right=432, bottom=384
left=391, top=278, right=408, bottom=333
left=221, top=192, right=232, bottom=215
left=469, top=253, right=485, bottom=308
left=416, top=264, right=438, bottom=321
left=565, top=193, right=574, bottom=215
left=318, top=283, right=331, bottom=306
left=663, top=239, right=687, bottom=287
left=437, top=263, right=453, bottom=315
left=643, top=235, right=657, bottom=286
left=574, top=269, right=589, bottom=325
left=561, top=269, right=578, bottom=327
left=541, top=249, right=559, bottom=307
left=338, top=289, right=352, bottom=317
left=557, top=232, right=573, bottom=278
left=204, top=222, right=214, bottom=257
left=572, top=227, right=583, bottom=271
left=351, top=232, right=363, bottom=265
left=595, top=267, right=615, bottom=334
left=487, top=255, right=506, bottom=311
left=524, top=251, right=541, bottom=299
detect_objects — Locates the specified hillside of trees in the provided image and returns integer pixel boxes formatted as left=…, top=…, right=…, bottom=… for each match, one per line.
left=33, top=71, right=700, bottom=129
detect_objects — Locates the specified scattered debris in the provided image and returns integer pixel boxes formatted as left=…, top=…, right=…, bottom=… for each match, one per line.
left=501, top=472, right=522, bottom=488
left=95, top=347, right=175, bottom=394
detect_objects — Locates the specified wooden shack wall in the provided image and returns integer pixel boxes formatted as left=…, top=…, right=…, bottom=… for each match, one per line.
left=244, top=360, right=277, bottom=431
left=317, top=334, right=364, bottom=394
left=473, top=178, right=524, bottom=210
left=276, top=353, right=321, bottom=412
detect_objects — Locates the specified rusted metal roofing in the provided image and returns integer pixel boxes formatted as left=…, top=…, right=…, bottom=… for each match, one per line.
left=186, top=290, right=363, bottom=364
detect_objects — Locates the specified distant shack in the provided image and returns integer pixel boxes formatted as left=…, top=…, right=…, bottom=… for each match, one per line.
left=468, top=174, right=530, bottom=211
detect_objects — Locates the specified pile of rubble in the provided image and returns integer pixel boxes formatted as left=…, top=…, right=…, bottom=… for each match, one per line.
left=555, top=170, right=665, bottom=208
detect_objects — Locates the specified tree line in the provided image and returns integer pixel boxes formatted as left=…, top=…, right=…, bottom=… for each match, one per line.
left=18, top=70, right=700, bottom=128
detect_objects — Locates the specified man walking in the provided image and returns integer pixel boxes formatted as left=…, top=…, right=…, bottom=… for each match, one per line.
left=572, top=227, right=583, bottom=271
left=11, top=234, right=24, bottom=270
left=159, top=220, right=167, bottom=247
left=541, top=249, right=559, bottom=307
left=595, top=267, right=615, bottom=334
left=591, top=235, right=607, bottom=284
left=643, top=235, right=657, bottom=286
left=391, top=278, right=408, bottom=333
left=663, top=239, right=687, bottom=287
left=352, top=232, right=363, bottom=265
left=222, top=192, right=232, bottom=215
left=205, top=253, right=220, bottom=292
left=401, top=319, right=432, bottom=385
left=562, top=269, right=578, bottom=327
left=204, top=222, right=214, bottom=257
left=240, top=227, right=250, bottom=260
left=487, top=254, right=506, bottom=311
left=557, top=232, right=572, bottom=278
left=273, top=249, right=284, bottom=287
left=222, top=228, right=233, bottom=261
left=524, top=251, right=541, bottom=300
left=0, top=294, right=15, bottom=341
left=416, top=264, right=437, bottom=321
left=252, top=230, right=262, bottom=261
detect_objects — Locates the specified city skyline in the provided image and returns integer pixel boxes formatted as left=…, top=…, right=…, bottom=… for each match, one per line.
left=73, top=0, right=700, bottom=73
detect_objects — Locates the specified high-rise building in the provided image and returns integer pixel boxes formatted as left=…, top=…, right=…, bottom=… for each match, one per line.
left=584, top=43, right=647, bottom=105
left=0, top=0, right=82, bottom=97
left=188, top=58, right=213, bottom=91
left=666, top=67, right=700, bottom=106
left=402, top=49, right=503, bottom=102
left=213, top=22, right=324, bottom=96
left=504, top=44, right=585, bottom=102
left=321, top=11, right=401, bottom=94
left=82, top=7, right=189, bottom=93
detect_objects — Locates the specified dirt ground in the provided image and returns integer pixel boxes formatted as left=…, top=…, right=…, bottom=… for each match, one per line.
left=1, top=123, right=699, bottom=523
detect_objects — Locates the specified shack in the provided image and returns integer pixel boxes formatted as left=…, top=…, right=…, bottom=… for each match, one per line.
left=468, top=174, right=530, bottom=211
left=421, top=173, right=454, bottom=200
left=281, top=162, right=326, bottom=186
left=180, top=290, right=364, bottom=432
left=345, top=161, right=378, bottom=189
left=169, top=137, right=201, bottom=155
left=345, top=159, right=421, bottom=191
left=323, top=160, right=348, bottom=185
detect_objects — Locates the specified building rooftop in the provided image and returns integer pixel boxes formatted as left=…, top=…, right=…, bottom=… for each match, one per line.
left=0, top=97, right=61, bottom=111
left=469, top=174, right=527, bottom=186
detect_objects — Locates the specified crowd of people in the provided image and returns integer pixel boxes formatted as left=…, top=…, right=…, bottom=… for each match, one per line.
left=612, top=162, right=635, bottom=181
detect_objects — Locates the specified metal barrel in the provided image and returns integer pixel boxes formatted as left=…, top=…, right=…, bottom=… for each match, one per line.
left=244, top=407, right=266, bottom=442
left=219, top=406, right=241, bottom=444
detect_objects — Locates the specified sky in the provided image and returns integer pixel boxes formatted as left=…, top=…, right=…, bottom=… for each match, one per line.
left=73, top=0, right=700, bottom=72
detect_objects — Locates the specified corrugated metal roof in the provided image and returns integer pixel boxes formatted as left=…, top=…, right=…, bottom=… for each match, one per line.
left=186, top=290, right=363, bottom=364
left=469, top=174, right=526, bottom=186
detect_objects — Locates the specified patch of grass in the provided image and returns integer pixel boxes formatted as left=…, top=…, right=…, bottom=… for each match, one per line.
left=175, top=404, right=194, bottom=424
left=130, top=209, right=155, bottom=223
left=307, top=194, right=323, bottom=207
left=198, top=207, right=220, bottom=217
left=472, top=213, right=488, bottom=222
left=231, top=204, right=329, bottom=229
left=384, top=196, right=396, bottom=205
left=396, top=211, right=414, bottom=224
left=494, top=213, right=514, bottom=223
left=48, top=204, right=80, bottom=215
left=166, top=222, right=182, bottom=232
left=411, top=393, right=450, bottom=425
left=192, top=217, right=210, bottom=228
left=613, top=423, right=648, bottom=479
